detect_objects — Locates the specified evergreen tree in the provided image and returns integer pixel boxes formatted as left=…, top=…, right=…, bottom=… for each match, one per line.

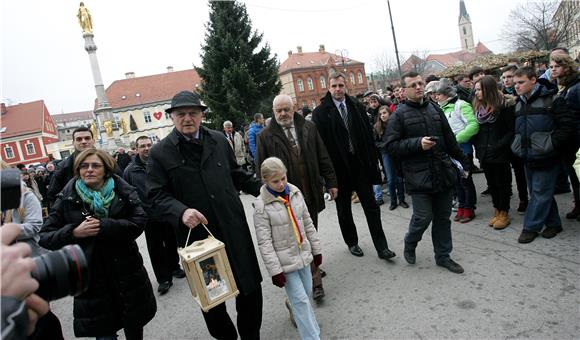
left=129, top=114, right=138, bottom=131
left=196, top=1, right=281, bottom=129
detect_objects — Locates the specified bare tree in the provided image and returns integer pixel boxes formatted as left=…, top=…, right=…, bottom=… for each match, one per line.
left=371, top=52, right=399, bottom=90
left=503, top=0, right=576, bottom=52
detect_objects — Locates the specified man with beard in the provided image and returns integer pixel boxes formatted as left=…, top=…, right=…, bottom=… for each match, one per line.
left=255, top=94, right=337, bottom=300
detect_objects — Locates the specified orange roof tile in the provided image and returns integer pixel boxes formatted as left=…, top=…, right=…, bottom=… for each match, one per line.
left=279, top=51, right=362, bottom=74
left=475, top=42, right=492, bottom=55
left=52, top=110, right=94, bottom=124
left=97, top=69, right=202, bottom=110
left=0, top=100, right=47, bottom=138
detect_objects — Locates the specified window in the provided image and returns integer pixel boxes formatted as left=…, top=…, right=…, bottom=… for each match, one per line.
left=311, top=100, right=317, bottom=109
left=349, top=73, right=355, bottom=84
left=60, top=150, right=71, bottom=159
left=307, top=77, right=314, bottom=91
left=143, top=111, right=152, bottom=123
left=297, top=79, right=304, bottom=92
left=465, top=39, right=468, bottom=48
left=4, top=146, right=14, bottom=159
left=463, top=27, right=466, bottom=35
left=25, top=143, right=35, bottom=155
left=320, top=76, right=326, bottom=89
left=357, top=72, right=363, bottom=84
left=148, top=134, right=160, bottom=143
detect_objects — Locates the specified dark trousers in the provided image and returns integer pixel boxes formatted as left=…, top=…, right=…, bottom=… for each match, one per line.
left=405, top=190, right=454, bottom=263
left=483, top=162, right=512, bottom=212
left=510, top=153, right=528, bottom=202
left=564, top=155, right=580, bottom=203
left=144, top=220, right=180, bottom=284
left=335, top=156, right=389, bottom=252
left=457, top=153, right=477, bottom=209
left=202, top=286, right=263, bottom=340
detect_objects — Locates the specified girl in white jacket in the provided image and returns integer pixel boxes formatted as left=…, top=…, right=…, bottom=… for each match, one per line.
left=253, top=157, right=321, bottom=340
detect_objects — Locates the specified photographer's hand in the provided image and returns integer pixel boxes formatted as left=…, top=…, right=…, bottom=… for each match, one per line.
left=1, top=223, right=49, bottom=336
left=73, top=217, right=100, bottom=238
left=1, top=223, right=38, bottom=298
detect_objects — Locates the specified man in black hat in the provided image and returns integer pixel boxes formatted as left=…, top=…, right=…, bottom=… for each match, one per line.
left=147, top=91, right=264, bottom=339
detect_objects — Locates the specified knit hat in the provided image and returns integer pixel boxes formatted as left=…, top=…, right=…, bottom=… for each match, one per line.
left=434, top=78, right=457, bottom=97
left=425, top=81, right=440, bottom=95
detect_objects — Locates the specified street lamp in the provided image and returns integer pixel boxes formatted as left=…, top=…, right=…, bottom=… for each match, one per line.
left=387, top=0, right=402, bottom=78
left=335, top=49, right=349, bottom=73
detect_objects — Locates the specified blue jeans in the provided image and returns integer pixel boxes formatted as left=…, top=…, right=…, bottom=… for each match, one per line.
left=456, top=153, right=476, bottom=209
left=405, top=190, right=453, bottom=263
left=523, top=164, right=562, bottom=232
left=373, top=153, right=406, bottom=203
left=285, top=267, right=320, bottom=340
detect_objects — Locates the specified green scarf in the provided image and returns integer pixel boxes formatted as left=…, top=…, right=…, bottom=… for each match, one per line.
left=75, top=177, right=116, bottom=218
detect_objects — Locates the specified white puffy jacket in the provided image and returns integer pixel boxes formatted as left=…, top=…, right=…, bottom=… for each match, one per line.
left=253, top=183, right=321, bottom=276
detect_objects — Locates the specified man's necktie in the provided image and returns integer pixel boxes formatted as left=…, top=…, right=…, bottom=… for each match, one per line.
left=339, top=103, right=354, bottom=153
left=286, top=128, right=299, bottom=154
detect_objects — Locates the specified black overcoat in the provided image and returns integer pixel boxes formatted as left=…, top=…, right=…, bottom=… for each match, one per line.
left=39, top=175, right=156, bottom=337
left=255, top=113, right=337, bottom=214
left=312, top=92, right=382, bottom=184
left=146, top=127, right=263, bottom=295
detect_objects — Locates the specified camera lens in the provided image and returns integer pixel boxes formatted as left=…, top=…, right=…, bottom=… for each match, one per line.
left=32, top=244, right=89, bottom=302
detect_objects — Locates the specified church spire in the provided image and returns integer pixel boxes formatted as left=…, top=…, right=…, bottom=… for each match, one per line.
left=458, top=0, right=474, bottom=52
left=459, top=0, right=470, bottom=23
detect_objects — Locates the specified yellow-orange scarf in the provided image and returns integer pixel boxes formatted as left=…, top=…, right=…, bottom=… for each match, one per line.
left=276, top=195, right=303, bottom=249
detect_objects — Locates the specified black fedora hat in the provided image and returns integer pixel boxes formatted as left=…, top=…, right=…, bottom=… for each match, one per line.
left=165, top=91, right=207, bottom=113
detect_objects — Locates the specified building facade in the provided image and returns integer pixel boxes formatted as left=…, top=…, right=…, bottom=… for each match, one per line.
left=99, top=67, right=202, bottom=146
left=0, top=101, right=59, bottom=166
left=553, top=0, right=580, bottom=59
left=279, top=45, right=367, bottom=109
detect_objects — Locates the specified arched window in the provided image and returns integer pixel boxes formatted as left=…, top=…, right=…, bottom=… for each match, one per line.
left=307, top=77, right=314, bottom=91
left=320, top=76, right=326, bottom=89
left=463, top=27, right=467, bottom=35
left=297, top=79, right=304, bottom=92
left=357, top=72, right=363, bottom=84
left=349, top=72, right=355, bottom=84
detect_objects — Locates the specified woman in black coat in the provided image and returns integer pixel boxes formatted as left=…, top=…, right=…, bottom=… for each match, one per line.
left=39, top=149, right=156, bottom=340
left=472, top=75, right=515, bottom=230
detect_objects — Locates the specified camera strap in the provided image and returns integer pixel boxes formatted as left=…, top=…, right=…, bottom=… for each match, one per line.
left=185, top=223, right=214, bottom=246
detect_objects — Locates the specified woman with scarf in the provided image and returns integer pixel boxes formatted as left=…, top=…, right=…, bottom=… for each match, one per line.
left=39, top=149, right=156, bottom=340
left=472, top=76, right=516, bottom=230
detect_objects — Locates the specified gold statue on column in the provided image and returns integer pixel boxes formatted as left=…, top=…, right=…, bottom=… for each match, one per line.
left=77, top=2, right=93, bottom=33
left=103, top=120, right=113, bottom=137
left=120, top=118, right=128, bottom=134
left=90, top=122, right=98, bottom=139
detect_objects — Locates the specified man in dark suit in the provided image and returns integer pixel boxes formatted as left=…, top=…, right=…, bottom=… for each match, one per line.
left=312, top=70, right=396, bottom=260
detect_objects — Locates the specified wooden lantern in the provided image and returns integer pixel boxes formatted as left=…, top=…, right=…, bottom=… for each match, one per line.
left=178, top=230, right=239, bottom=312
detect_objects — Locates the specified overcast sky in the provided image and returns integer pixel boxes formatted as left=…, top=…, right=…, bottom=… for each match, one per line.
left=1, top=0, right=525, bottom=114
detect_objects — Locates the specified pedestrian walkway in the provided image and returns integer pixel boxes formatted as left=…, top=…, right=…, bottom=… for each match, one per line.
left=50, top=173, right=580, bottom=339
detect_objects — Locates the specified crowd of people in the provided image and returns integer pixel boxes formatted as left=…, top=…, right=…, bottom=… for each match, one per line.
left=1, top=47, right=579, bottom=340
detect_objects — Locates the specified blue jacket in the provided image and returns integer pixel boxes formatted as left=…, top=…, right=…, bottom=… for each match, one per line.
left=511, top=79, right=575, bottom=168
left=248, top=121, right=263, bottom=158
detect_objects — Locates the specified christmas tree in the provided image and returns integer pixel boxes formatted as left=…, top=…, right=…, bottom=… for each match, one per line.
left=196, top=1, right=281, bottom=129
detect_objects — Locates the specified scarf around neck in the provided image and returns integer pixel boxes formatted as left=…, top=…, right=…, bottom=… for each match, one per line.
left=75, top=177, right=116, bottom=218
left=267, top=185, right=304, bottom=248
left=475, top=104, right=498, bottom=124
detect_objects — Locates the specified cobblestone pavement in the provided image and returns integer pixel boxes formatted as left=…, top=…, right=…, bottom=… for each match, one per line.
left=50, top=172, right=580, bottom=339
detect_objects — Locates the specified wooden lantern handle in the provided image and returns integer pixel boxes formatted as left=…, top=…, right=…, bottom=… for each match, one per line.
left=185, top=223, right=214, bottom=246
